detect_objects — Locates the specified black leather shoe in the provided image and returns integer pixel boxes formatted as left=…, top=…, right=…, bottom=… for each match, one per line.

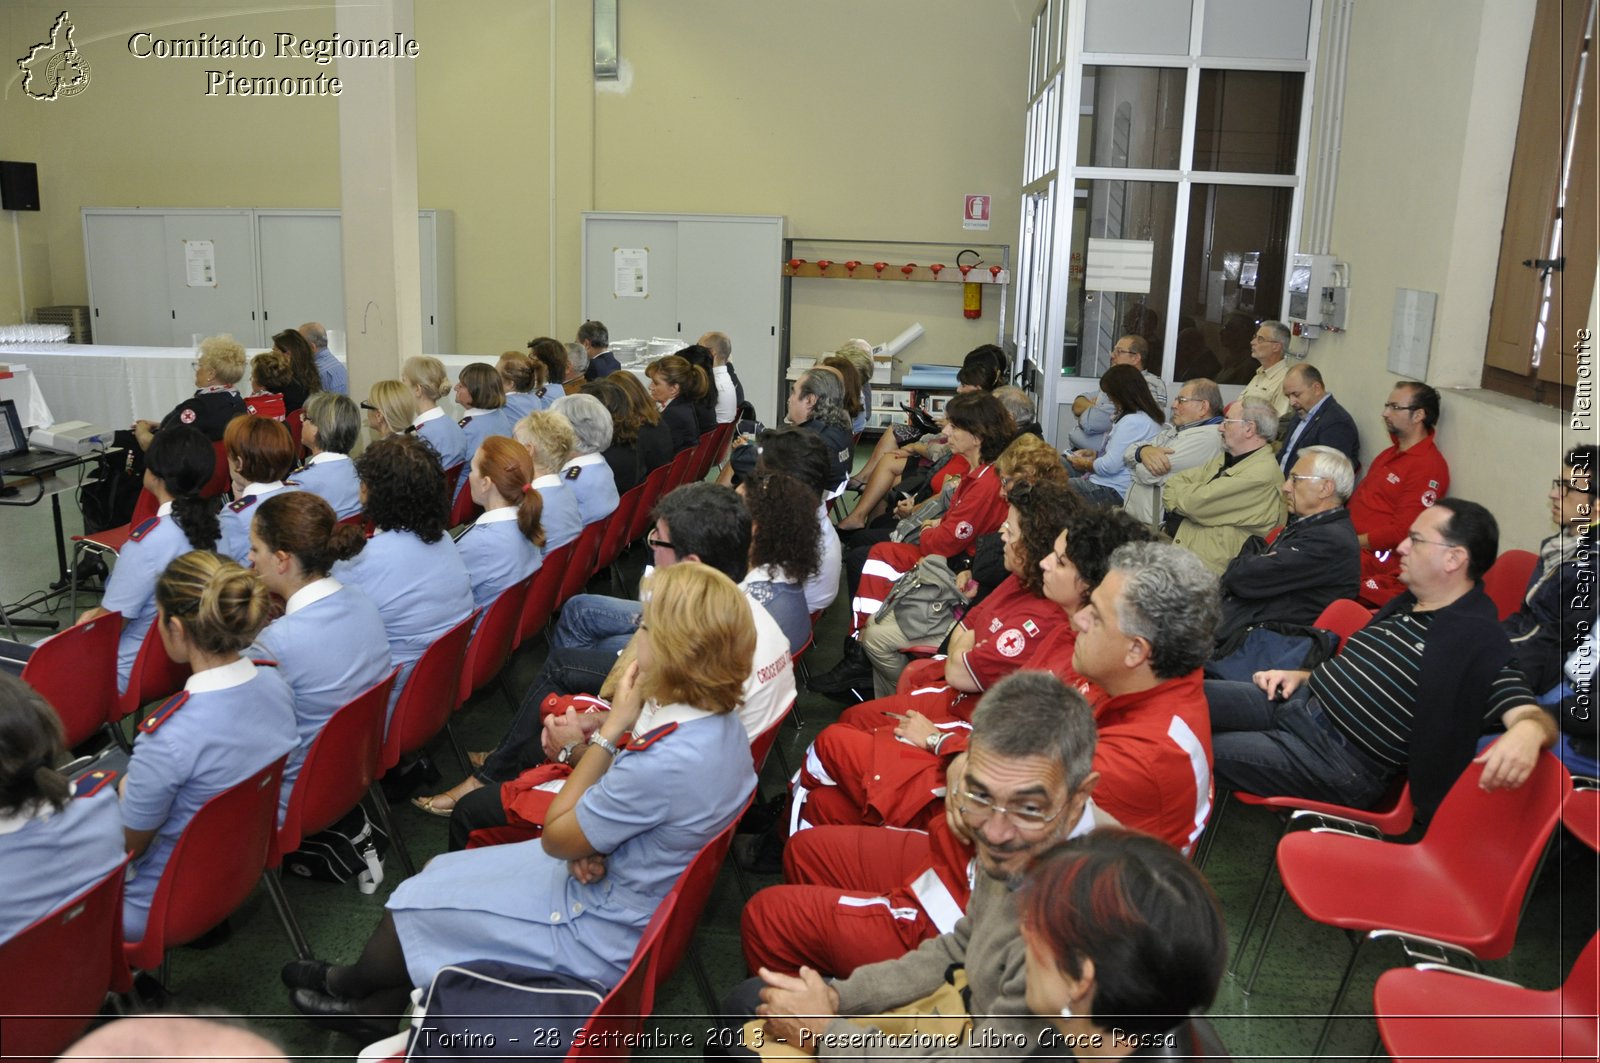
left=281, top=958, right=333, bottom=994
left=289, top=987, right=397, bottom=1041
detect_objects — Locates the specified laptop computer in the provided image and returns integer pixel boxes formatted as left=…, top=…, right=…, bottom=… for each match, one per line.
left=0, top=398, right=88, bottom=477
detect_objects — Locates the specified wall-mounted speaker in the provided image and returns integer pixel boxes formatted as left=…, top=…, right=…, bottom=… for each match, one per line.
left=0, top=162, right=40, bottom=211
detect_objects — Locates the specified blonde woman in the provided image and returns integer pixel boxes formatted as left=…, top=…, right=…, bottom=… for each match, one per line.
left=512, top=410, right=584, bottom=549
left=133, top=334, right=248, bottom=448
left=362, top=380, right=416, bottom=440
left=401, top=354, right=468, bottom=470
left=283, top=562, right=757, bottom=1036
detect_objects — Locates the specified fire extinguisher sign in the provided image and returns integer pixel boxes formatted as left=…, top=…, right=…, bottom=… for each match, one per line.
left=963, top=195, right=991, bottom=231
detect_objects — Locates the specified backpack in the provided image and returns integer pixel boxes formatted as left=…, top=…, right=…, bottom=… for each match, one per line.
left=79, top=431, right=146, bottom=534
left=281, top=805, right=387, bottom=894
left=404, top=960, right=605, bottom=1060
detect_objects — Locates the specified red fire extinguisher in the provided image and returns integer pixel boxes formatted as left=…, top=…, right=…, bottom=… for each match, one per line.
left=958, top=250, right=982, bottom=319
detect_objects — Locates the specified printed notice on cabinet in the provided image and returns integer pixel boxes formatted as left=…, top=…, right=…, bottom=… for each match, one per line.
left=613, top=248, right=648, bottom=298
left=184, top=240, right=217, bottom=288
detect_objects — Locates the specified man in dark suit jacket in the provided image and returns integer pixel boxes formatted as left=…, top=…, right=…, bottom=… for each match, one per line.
left=1280, top=362, right=1361, bottom=475
left=578, top=319, right=621, bottom=380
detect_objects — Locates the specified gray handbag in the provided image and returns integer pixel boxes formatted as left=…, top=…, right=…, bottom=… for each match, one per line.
left=874, top=555, right=968, bottom=643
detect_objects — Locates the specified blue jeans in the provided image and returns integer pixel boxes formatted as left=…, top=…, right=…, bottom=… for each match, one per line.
left=1067, top=477, right=1125, bottom=508
left=1206, top=680, right=1393, bottom=809
left=549, top=594, right=640, bottom=656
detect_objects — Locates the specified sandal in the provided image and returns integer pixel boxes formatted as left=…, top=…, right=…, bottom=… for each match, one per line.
left=411, top=793, right=458, bottom=817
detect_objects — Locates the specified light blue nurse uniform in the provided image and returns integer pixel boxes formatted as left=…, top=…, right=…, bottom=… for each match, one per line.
left=0, top=776, right=126, bottom=942
left=559, top=453, right=620, bottom=525
left=413, top=410, right=469, bottom=473
left=455, top=510, right=543, bottom=615
left=291, top=454, right=362, bottom=519
left=218, top=481, right=302, bottom=565
left=531, top=475, right=584, bottom=550
left=100, top=506, right=196, bottom=692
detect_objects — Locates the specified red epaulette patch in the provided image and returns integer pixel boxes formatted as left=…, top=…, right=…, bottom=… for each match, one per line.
left=129, top=516, right=161, bottom=542
left=138, top=692, right=190, bottom=733
left=76, top=770, right=119, bottom=798
left=626, top=721, right=678, bottom=751
left=228, top=495, right=258, bottom=514
left=250, top=658, right=279, bottom=668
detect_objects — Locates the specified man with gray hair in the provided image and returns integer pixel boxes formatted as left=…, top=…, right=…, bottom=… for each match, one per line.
left=1123, top=377, right=1226, bottom=525
left=1067, top=541, right=1220, bottom=857
left=563, top=341, right=590, bottom=390
left=698, top=330, right=745, bottom=423
left=549, top=393, right=619, bottom=522
left=741, top=673, right=1093, bottom=1056
left=992, top=385, right=1041, bottom=437
left=1208, top=445, right=1361, bottom=680
left=577, top=319, right=620, bottom=380
left=1161, top=399, right=1287, bottom=573
left=1239, top=319, right=1292, bottom=420
left=297, top=320, right=347, bottom=395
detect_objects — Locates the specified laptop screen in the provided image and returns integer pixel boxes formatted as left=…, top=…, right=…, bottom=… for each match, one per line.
left=0, top=399, right=26, bottom=461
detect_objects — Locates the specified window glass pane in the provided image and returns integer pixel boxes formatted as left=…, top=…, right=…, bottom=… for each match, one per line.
left=1079, top=66, right=1187, bottom=169
left=1084, top=0, right=1192, bottom=55
left=1192, top=69, right=1304, bottom=174
left=1064, top=179, right=1178, bottom=378
left=1201, top=0, right=1312, bottom=60
left=1176, top=184, right=1293, bottom=382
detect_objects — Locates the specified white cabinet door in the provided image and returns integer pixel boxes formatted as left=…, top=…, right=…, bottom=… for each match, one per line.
left=163, top=211, right=260, bottom=346
left=583, top=218, right=681, bottom=343
left=83, top=213, right=170, bottom=347
left=677, top=218, right=784, bottom=424
left=258, top=211, right=344, bottom=339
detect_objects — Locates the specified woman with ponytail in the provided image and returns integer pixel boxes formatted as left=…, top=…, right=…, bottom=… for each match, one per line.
left=247, top=493, right=394, bottom=822
left=645, top=354, right=708, bottom=454
left=0, top=672, right=126, bottom=943
left=119, top=551, right=298, bottom=943
left=453, top=436, right=545, bottom=615
left=78, top=425, right=222, bottom=694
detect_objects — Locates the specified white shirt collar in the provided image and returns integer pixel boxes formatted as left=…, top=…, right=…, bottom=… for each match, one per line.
left=530, top=473, right=562, bottom=489
left=742, top=564, right=797, bottom=587
left=285, top=576, right=342, bottom=615
left=562, top=452, right=607, bottom=472
left=413, top=407, right=445, bottom=426
left=474, top=506, right=520, bottom=526
left=460, top=407, right=495, bottom=420
left=1301, top=394, right=1331, bottom=420
left=634, top=701, right=715, bottom=733
left=306, top=451, right=350, bottom=466
left=157, top=500, right=174, bottom=517
left=185, top=657, right=257, bottom=694
left=239, top=480, right=287, bottom=499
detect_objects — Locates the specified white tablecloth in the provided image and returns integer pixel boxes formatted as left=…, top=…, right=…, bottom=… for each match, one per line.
left=0, top=366, right=54, bottom=429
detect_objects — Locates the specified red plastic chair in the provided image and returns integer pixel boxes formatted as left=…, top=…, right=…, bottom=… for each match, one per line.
left=375, top=612, right=478, bottom=875
left=663, top=446, right=697, bottom=492
left=656, top=795, right=753, bottom=1006
left=595, top=484, right=645, bottom=576
left=442, top=462, right=464, bottom=502
left=447, top=479, right=482, bottom=529
left=567, top=888, right=679, bottom=1059
left=0, top=857, right=132, bottom=1062
left=285, top=408, right=306, bottom=457
left=1225, top=779, right=1415, bottom=994
left=557, top=521, right=607, bottom=610
left=459, top=575, right=536, bottom=706
left=202, top=441, right=232, bottom=499
left=68, top=489, right=162, bottom=614
left=749, top=697, right=797, bottom=775
left=1482, top=548, right=1539, bottom=620
left=517, top=545, right=571, bottom=648
left=125, top=755, right=289, bottom=976
left=1374, top=931, right=1599, bottom=1063
left=21, top=611, right=121, bottom=748
left=627, top=464, right=672, bottom=545
left=1314, top=598, right=1375, bottom=649
left=1269, top=755, right=1571, bottom=1054
left=264, top=668, right=398, bottom=959
left=113, top=623, right=192, bottom=732
left=1563, top=786, right=1600, bottom=852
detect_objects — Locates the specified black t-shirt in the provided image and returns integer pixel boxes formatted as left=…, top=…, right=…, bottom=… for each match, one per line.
left=159, top=389, right=246, bottom=441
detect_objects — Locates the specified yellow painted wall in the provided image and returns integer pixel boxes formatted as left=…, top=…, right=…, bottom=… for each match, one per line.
left=1, top=0, right=1028, bottom=368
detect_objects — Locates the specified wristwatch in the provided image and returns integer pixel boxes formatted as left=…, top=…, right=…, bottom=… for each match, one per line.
left=588, top=733, right=623, bottom=758
left=556, top=740, right=583, bottom=766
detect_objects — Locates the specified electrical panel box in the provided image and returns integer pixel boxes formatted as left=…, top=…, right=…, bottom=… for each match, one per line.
left=1287, top=253, right=1346, bottom=332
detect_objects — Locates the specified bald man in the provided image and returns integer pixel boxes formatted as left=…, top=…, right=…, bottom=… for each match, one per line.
left=298, top=321, right=347, bottom=395
left=62, top=1014, right=290, bottom=1063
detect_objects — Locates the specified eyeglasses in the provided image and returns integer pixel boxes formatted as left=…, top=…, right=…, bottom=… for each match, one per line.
left=360, top=401, right=378, bottom=411
left=1173, top=395, right=1207, bottom=405
left=1111, top=346, right=1138, bottom=356
left=1220, top=418, right=1251, bottom=427
left=1251, top=334, right=1280, bottom=344
left=956, top=789, right=1065, bottom=833
left=1552, top=478, right=1595, bottom=496
left=646, top=534, right=675, bottom=553
left=1287, top=474, right=1329, bottom=483
left=1406, top=532, right=1459, bottom=549
left=1383, top=403, right=1420, bottom=412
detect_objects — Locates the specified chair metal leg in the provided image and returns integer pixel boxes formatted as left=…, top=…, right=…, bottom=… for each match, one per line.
left=368, top=783, right=416, bottom=877
left=1229, top=843, right=1281, bottom=978
left=1313, top=934, right=1370, bottom=1056
left=771, top=733, right=792, bottom=779
left=686, top=939, right=718, bottom=1012
left=1242, top=882, right=1290, bottom=995
left=1194, top=790, right=1230, bottom=870
left=264, top=869, right=313, bottom=959
left=445, top=721, right=471, bottom=777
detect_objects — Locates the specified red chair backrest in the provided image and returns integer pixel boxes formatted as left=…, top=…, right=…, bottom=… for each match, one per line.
left=655, top=796, right=752, bottom=988
left=567, top=889, right=677, bottom=1058
left=459, top=576, right=535, bottom=703
left=1313, top=598, right=1376, bottom=651
left=664, top=446, right=696, bottom=491
left=277, top=668, right=399, bottom=856
left=627, top=464, right=672, bottom=544
left=381, top=612, right=478, bottom=769
left=557, top=522, right=607, bottom=609
left=595, top=485, right=645, bottom=572
left=116, top=622, right=192, bottom=725
left=129, top=488, right=161, bottom=528
left=124, top=756, right=288, bottom=972
left=336, top=512, right=365, bottom=528
left=1482, top=549, right=1538, bottom=621
left=442, top=462, right=465, bottom=502
left=0, top=857, right=131, bottom=1061
left=518, top=544, right=571, bottom=647
left=285, top=408, right=307, bottom=456
left=447, top=479, right=481, bottom=529
left=749, top=698, right=797, bottom=774
left=201, top=441, right=231, bottom=499
left=1403, top=755, right=1569, bottom=959
left=1239, top=776, right=1415, bottom=837
left=1562, top=931, right=1600, bottom=1019
left=23, top=612, right=121, bottom=748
